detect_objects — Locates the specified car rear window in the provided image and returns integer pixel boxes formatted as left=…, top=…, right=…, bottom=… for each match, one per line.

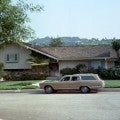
left=81, top=76, right=97, bottom=80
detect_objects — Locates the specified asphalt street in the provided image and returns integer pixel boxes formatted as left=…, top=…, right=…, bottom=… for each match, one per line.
left=0, top=92, right=120, bottom=120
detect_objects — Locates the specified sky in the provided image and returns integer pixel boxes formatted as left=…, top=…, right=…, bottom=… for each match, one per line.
left=16, top=0, right=120, bottom=39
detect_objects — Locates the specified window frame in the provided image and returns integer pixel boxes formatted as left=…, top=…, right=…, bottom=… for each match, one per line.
left=91, top=61, right=102, bottom=69
left=5, top=53, right=19, bottom=63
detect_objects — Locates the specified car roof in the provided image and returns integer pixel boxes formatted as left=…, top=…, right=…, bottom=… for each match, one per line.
left=73, top=74, right=98, bottom=76
left=63, top=74, right=98, bottom=77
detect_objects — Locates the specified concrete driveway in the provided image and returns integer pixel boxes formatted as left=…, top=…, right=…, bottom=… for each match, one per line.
left=0, top=92, right=120, bottom=120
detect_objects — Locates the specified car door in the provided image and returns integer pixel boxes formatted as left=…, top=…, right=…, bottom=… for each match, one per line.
left=55, top=76, right=71, bottom=90
left=68, top=76, right=81, bottom=90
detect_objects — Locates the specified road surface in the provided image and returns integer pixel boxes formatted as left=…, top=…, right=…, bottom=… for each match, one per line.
left=0, top=92, right=120, bottom=120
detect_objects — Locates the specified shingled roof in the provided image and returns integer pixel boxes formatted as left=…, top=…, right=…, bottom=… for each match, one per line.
left=25, top=43, right=117, bottom=60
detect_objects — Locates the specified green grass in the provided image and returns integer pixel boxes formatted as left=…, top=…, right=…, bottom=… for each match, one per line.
left=0, top=80, right=120, bottom=90
left=0, top=80, right=40, bottom=90
left=105, top=80, right=120, bottom=88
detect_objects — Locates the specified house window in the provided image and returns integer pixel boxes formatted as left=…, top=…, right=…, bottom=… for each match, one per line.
left=91, top=61, right=101, bottom=69
left=6, top=53, right=19, bottom=63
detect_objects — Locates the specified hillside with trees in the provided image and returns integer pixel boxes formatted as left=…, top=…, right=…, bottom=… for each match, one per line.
left=29, top=37, right=115, bottom=46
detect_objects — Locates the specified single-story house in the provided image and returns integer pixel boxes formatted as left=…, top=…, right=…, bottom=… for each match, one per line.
left=0, top=41, right=118, bottom=77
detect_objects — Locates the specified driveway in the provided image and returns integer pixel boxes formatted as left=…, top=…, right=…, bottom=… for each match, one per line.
left=0, top=92, right=120, bottom=120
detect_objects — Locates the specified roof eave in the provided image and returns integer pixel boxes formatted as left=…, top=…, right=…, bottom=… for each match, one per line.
left=24, top=45, right=58, bottom=60
left=59, top=57, right=113, bottom=61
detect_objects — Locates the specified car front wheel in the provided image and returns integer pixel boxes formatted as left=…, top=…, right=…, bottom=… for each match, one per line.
left=44, top=86, right=53, bottom=94
left=80, top=86, right=90, bottom=93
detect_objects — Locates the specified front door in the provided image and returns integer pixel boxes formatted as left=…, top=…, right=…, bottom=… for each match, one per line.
left=55, top=76, right=71, bottom=90
left=49, top=63, right=59, bottom=76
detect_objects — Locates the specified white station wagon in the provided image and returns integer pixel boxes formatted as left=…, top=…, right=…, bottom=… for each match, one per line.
left=39, top=74, right=105, bottom=94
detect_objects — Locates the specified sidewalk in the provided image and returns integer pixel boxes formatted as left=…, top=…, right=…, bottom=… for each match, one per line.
left=0, top=88, right=120, bottom=94
left=102, top=88, right=120, bottom=92
left=0, top=89, right=44, bottom=94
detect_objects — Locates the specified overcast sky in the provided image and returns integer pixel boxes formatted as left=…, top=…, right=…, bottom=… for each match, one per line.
left=15, top=0, right=120, bottom=39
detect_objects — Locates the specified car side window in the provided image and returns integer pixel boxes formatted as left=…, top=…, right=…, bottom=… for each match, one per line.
left=61, top=77, right=70, bottom=81
left=71, top=76, right=80, bottom=81
left=81, top=76, right=97, bottom=80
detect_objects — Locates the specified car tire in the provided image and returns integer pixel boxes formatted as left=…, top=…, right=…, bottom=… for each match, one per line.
left=44, top=86, right=53, bottom=94
left=80, top=86, right=90, bottom=93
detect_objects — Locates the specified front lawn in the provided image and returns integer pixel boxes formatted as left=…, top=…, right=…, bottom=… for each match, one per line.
left=105, top=80, right=120, bottom=88
left=0, top=80, right=120, bottom=90
left=0, top=80, right=40, bottom=90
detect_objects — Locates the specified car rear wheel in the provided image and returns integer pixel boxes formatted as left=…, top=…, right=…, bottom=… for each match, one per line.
left=80, top=86, right=90, bottom=93
left=44, top=86, right=53, bottom=94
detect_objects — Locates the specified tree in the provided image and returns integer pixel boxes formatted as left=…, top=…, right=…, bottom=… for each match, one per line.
left=28, top=51, right=50, bottom=65
left=49, top=37, right=64, bottom=47
left=112, top=39, right=120, bottom=66
left=112, top=39, right=120, bottom=58
left=0, top=0, right=43, bottom=42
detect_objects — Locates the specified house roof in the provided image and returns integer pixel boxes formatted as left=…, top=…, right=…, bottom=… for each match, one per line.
left=24, top=43, right=58, bottom=60
left=0, top=42, right=58, bottom=60
left=25, top=43, right=117, bottom=60
left=0, top=41, right=117, bottom=60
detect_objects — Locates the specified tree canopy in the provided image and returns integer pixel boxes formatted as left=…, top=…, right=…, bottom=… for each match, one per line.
left=0, top=0, right=43, bottom=42
left=49, top=37, right=64, bottom=47
left=112, top=39, right=120, bottom=58
left=112, top=39, right=120, bottom=66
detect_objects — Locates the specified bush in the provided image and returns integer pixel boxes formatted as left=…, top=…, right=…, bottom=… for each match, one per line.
left=4, top=73, right=46, bottom=81
left=97, top=67, right=120, bottom=79
left=0, top=63, right=4, bottom=79
left=97, top=68, right=109, bottom=79
left=60, top=67, right=77, bottom=76
left=75, top=64, right=87, bottom=73
left=60, top=64, right=96, bottom=76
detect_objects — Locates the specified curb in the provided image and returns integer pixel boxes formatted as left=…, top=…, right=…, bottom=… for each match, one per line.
left=0, top=89, right=44, bottom=94
left=0, top=88, right=120, bottom=94
left=102, top=88, right=120, bottom=92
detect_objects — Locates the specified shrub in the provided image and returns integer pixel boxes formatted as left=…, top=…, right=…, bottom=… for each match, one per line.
left=60, top=64, right=90, bottom=75
left=97, top=68, right=110, bottom=79
left=60, top=67, right=77, bottom=75
left=60, top=65, right=120, bottom=80
left=75, top=64, right=87, bottom=73
left=97, top=67, right=120, bottom=79
left=60, top=64, right=96, bottom=76
left=87, top=67, right=97, bottom=73
left=0, top=63, right=4, bottom=79
left=4, top=73, right=46, bottom=81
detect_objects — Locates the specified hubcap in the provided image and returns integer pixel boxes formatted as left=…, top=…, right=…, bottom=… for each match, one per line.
left=81, top=87, right=89, bottom=93
left=45, top=87, right=53, bottom=93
